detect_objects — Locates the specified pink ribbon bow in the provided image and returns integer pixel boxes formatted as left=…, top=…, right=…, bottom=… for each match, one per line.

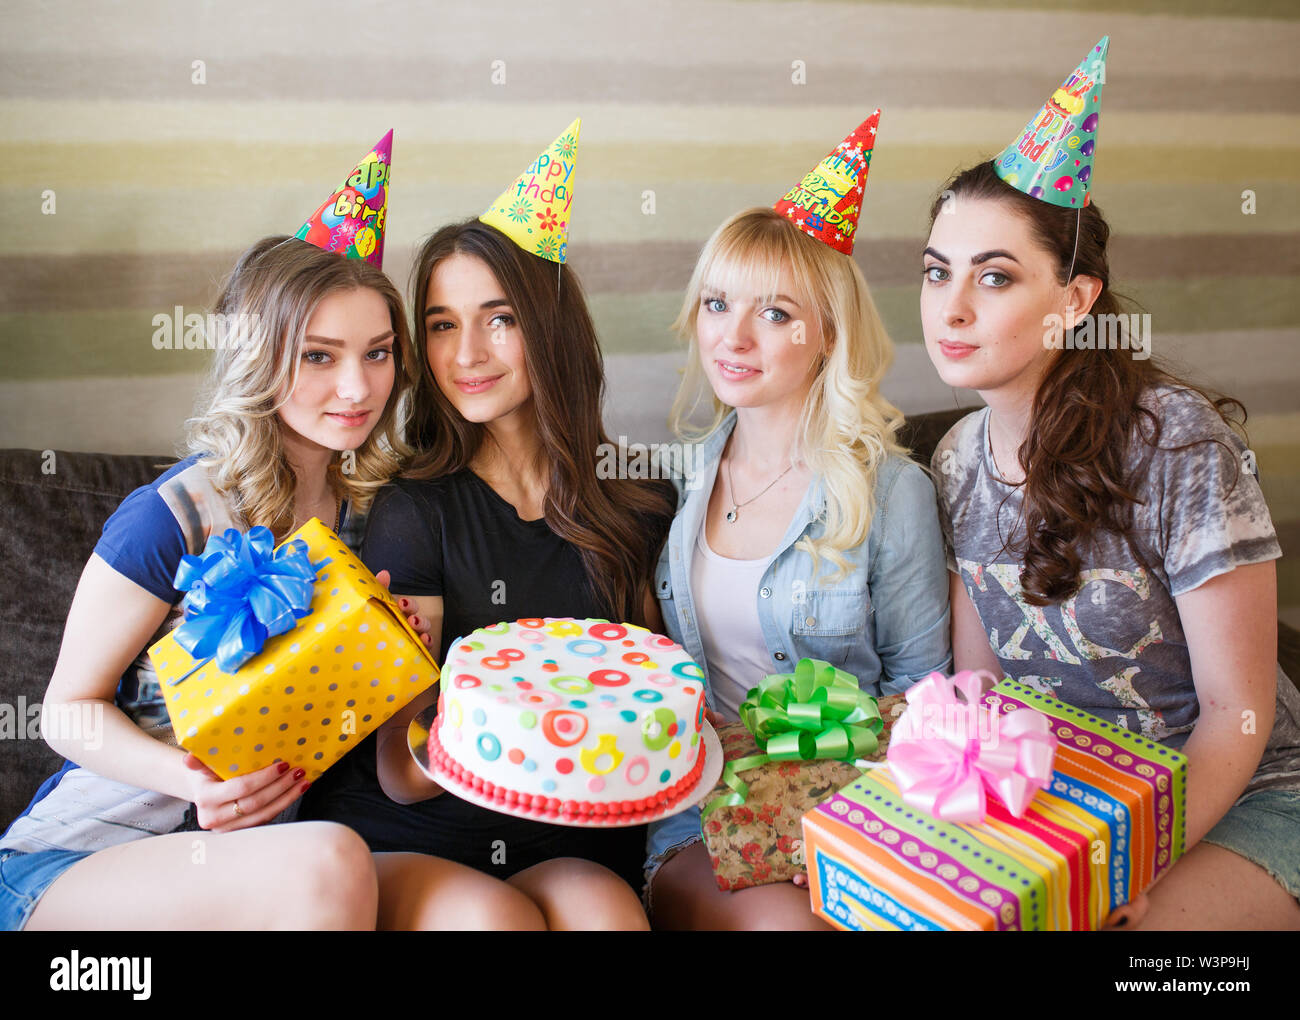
left=885, top=671, right=1057, bottom=823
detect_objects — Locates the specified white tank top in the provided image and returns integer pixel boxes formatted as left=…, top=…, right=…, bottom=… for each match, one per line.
left=690, top=519, right=773, bottom=722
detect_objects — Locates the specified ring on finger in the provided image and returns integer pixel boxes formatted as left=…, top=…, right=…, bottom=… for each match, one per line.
left=233, top=799, right=245, bottom=818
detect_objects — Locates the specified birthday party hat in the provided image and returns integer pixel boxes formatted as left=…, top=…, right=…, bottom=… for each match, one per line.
left=295, top=130, right=393, bottom=267
left=773, top=109, right=880, bottom=256
left=993, top=37, right=1108, bottom=208
left=480, top=118, right=581, bottom=264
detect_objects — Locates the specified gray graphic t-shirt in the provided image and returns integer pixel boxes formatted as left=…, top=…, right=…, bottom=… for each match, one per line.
left=931, top=385, right=1300, bottom=795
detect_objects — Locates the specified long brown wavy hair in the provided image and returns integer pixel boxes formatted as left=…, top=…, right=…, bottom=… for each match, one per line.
left=406, top=218, right=676, bottom=625
left=931, top=161, right=1245, bottom=605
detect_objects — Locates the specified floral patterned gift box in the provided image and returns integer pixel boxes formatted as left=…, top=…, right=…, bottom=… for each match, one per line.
left=698, top=657, right=904, bottom=891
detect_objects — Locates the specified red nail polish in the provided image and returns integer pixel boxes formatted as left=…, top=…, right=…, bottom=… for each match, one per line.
left=300, top=781, right=312, bottom=793
left=293, top=767, right=306, bottom=780
left=277, top=761, right=291, bottom=774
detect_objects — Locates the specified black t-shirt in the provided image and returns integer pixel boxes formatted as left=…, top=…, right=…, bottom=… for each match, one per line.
left=363, top=470, right=601, bottom=662
left=300, top=470, right=648, bottom=886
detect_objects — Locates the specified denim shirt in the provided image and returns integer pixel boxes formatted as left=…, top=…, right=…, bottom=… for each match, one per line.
left=644, top=412, right=952, bottom=868
left=656, top=412, right=951, bottom=702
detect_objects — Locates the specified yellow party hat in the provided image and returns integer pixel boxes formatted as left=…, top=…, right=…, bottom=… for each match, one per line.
left=480, top=118, right=581, bottom=263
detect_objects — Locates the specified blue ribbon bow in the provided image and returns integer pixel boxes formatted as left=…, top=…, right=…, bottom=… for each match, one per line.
left=168, top=527, right=326, bottom=683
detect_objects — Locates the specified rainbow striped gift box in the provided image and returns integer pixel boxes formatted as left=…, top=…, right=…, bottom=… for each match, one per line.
left=803, top=680, right=1187, bottom=931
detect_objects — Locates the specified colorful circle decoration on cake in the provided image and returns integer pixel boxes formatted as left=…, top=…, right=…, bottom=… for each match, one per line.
left=424, top=619, right=711, bottom=825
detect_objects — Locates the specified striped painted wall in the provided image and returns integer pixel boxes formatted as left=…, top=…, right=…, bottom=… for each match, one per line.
left=2, top=0, right=1298, bottom=622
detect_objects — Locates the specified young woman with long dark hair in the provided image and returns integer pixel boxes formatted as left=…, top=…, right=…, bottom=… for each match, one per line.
left=301, top=216, right=678, bottom=929
left=923, top=156, right=1300, bottom=930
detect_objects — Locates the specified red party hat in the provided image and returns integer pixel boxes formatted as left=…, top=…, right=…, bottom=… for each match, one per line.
left=773, top=110, right=879, bottom=255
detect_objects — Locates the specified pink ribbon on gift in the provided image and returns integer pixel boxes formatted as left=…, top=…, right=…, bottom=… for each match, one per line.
left=885, top=671, right=1057, bottom=823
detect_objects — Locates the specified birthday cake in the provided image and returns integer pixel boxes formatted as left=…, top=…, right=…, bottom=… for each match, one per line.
left=427, top=618, right=709, bottom=824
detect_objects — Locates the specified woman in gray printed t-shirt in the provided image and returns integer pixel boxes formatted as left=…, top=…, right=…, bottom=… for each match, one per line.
left=920, top=159, right=1300, bottom=931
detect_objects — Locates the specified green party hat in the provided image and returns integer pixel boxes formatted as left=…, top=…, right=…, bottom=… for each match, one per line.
left=994, top=37, right=1107, bottom=208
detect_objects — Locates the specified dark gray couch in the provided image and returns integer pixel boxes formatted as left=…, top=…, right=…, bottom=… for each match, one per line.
left=4, top=408, right=1298, bottom=829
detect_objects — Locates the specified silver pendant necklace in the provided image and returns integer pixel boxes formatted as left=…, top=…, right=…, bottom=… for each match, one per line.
left=724, top=456, right=794, bottom=523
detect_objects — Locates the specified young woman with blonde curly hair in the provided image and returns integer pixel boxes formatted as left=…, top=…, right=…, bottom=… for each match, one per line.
left=645, top=179, right=952, bottom=929
left=0, top=233, right=415, bottom=930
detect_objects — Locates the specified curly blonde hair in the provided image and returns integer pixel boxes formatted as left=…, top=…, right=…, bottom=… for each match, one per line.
left=185, top=236, right=415, bottom=538
left=669, top=207, right=907, bottom=582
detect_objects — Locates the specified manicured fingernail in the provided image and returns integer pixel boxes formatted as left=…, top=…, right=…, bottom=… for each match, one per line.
left=293, top=768, right=306, bottom=780
left=300, top=781, right=312, bottom=793
left=278, top=761, right=291, bottom=774
left=399, top=599, right=408, bottom=608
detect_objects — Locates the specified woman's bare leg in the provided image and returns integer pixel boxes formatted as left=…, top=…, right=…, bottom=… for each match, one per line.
left=373, top=852, right=547, bottom=931
left=1131, top=842, right=1300, bottom=930
left=649, top=841, right=830, bottom=931
left=27, top=821, right=377, bottom=930
left=508, top=857, right=649, bottom=931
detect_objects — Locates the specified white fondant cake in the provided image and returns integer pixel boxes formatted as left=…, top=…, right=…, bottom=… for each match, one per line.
left=428, top=618, right=708, bottom=823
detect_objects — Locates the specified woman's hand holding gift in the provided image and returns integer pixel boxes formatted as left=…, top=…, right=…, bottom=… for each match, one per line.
left=397, top=596, right=435, bottom=647
left=183, top=753, right=308, bottom=832
left=375, top=569, right=433, bottom=647
left=1102, top=892, right=1151, bottom=930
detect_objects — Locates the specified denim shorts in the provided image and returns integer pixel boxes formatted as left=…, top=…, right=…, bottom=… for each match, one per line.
left=642, top=803, right=704, bottom=911
left=0, top=848, right=93, bottom=931
left=1201, top=788, right=1300, bottom=900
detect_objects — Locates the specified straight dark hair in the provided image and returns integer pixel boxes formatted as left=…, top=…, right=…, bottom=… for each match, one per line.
left=931, top=162, right=1245, bottom=605
left=406, top=218, right=676, bottom=624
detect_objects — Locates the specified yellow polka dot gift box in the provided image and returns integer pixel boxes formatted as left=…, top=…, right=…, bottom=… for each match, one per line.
left=802, top=675, right=1187, bottom=931
left=148, top=518, right=438, bottom=782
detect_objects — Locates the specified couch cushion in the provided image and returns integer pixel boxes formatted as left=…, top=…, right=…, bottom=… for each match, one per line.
left=6, top=415, right=1291, bottom=835
left=898, top=405, right=976, bottom=468
left=0, top=413, right=979, bottom=831
left=0, top=449, right=177, bottom=829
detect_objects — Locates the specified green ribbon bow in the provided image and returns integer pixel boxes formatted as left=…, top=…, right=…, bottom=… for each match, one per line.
left=701, top=658, right=882, bottom=819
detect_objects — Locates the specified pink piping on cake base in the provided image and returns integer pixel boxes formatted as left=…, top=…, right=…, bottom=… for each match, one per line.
left=427, top=723, right=706, bottom=825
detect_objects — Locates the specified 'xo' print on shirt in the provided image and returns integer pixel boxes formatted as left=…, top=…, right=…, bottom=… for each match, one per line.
left=959, top=558, right=1170, bottom=739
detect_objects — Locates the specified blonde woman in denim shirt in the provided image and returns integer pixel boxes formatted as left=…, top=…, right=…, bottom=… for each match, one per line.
left=645, top=206, right=952, bottom=929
